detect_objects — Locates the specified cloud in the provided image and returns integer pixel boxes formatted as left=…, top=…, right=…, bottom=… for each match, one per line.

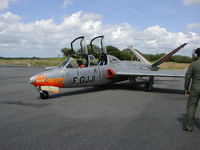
left=0, top=11, right=200, bottom=57
left=186, top=23, right=200, bottom=30
left=182, top=0, right=200, bottom=6
left=62, top=0, right=73, bottom=8
left=0, top=0, right=18, bottom=10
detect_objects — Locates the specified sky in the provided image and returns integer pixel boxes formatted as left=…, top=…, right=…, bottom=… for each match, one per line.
left=0, top=0, right=200, bottom=57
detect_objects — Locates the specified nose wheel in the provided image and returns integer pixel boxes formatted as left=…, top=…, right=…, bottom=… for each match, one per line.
left=40, top=91, right=49, bottom=99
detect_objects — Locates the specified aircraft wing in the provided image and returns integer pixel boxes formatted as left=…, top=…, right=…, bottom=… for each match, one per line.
left=116, top=69, right=186, bottom=78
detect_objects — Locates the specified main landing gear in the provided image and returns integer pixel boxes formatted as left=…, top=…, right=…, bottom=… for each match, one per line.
left=145, top=76, right=154, bottom=92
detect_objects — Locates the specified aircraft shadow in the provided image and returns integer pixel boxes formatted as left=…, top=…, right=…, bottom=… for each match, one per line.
left=152, top=87, right=184, bottom=94
left=48, top=82, right=184, bottom=99
left=0, top=100, right=50, bottom=108
left=48, top=87, right=108, bottom=99
left=108, top=82, right=184, bottom=95
left=178, top=114, right=200, bottom=130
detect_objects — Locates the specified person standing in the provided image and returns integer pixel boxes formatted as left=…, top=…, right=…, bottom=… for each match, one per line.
left=183, top=48, right=200, bottom=132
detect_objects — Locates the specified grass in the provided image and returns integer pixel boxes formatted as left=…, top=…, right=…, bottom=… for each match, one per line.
left=0, top=58, right=65, bottom=67
left=0, top=58, right=190, bottom=70
left=160, top=62, right=189, bottom=70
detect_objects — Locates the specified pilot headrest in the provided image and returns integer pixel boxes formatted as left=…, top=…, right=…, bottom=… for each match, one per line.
left=77, top=58, right=83, bottom=63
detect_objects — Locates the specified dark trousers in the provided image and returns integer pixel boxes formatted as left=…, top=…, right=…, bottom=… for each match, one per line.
left=186, top=84, right=200, bottom=129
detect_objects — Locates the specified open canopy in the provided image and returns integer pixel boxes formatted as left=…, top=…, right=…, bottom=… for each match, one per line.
left=70, top=36, right=88, bottom=56
left=90, top=35, right=107, bottom=55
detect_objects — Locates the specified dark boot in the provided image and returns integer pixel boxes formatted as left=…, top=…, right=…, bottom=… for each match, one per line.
left=183, top=123, right=193, bottom=132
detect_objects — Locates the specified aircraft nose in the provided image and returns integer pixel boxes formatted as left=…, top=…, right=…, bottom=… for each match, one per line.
left=29, top=74, right=47, bottom=86
left=30, top=76, right=35, bottom=84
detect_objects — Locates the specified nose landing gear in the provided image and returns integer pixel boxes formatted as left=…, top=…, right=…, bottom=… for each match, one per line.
left=39, top=90, right=49, bottom=99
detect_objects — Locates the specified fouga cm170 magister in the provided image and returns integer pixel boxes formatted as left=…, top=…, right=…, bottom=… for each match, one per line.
left=30, top=36, right=187, bottom=99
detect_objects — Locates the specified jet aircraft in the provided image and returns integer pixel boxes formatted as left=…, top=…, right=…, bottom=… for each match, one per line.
left=30, top=36, right=187, bottom=99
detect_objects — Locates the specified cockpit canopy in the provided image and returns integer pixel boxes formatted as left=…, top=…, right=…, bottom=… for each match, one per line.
left=60, top=56, right=99, bottom=69
left=61, top=36, right=119, bottom=69
left=60, top=55, right=119, bottom=69
left=108, top=55, right=119, bottom=63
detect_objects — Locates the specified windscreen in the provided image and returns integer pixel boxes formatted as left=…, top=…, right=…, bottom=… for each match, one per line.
left=60, top=57, right=78, bottom=68
left=60, top=58, right=70, bottom=68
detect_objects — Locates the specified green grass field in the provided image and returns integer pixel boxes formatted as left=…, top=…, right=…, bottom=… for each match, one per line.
left=0, top=58, right=66, bottom=67
left=160, top=62, right=189, bottom=70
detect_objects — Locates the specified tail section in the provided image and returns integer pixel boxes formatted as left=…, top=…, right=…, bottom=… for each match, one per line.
left=151, top=43, right=187, bottom=67
left=128, top=43, right=187, bottom=71
left=128, top=46, right=151, bottom=64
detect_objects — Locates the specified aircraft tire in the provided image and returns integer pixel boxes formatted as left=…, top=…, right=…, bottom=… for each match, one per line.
left=40, top=91, right=49, bottom=99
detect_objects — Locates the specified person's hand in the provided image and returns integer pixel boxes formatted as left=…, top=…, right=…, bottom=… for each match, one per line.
left=185, top=91, right=190, bottom=96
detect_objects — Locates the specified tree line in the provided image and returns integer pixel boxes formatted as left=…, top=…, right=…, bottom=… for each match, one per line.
left=60, top=45, right=193, bottom=63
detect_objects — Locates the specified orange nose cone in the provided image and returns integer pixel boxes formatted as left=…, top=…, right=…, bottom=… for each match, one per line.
left=35, top=75, right=47, bottom=82
left=33, top=75, right=47, bottom=86
left=30, top=74, right=64, bottom=88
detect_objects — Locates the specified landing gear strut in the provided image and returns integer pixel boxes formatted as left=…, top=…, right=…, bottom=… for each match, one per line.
left=145, top=76, right=154, bottom=92
left=39, top=90, right=49, bottom=99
